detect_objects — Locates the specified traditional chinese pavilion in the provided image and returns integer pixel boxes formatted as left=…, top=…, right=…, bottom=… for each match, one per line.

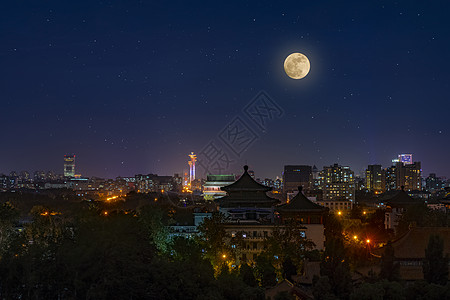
left=216, top=165, right=279, bottom=222
left=385, top=186, right=421, bottom=232
left=276, top=186, right=328, bottom=225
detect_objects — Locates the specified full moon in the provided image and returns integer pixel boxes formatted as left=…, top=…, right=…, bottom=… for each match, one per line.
left=284, top=52, right=310, bottom=79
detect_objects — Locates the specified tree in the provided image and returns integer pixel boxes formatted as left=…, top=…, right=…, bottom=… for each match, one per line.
left=255, top=254, right=277, bottom=287
left=350, top=282, right=384, bottom=300
left=320, top=236, right=352, bottom=299
left=282, top=257, right=297, bottom=281
left=196, top=212, right=230, bottom=269
left=423, top=234, right=449, bottom=285
left=169, top=236, right=203, bottom=262
left=312, top=276, right=339, bottom=300
left=240, top=263, right=257, bottom=287
left=274, top=291, right=295, bottom=300
left=350, top=280, right=404, bottom=300
left=0, top=201, right=19, bottom=257
left=379, top=242, right=400, bottom=281
left=264, top=219, right=314, bottom=270
left=138, top=205, right=171, bottom=254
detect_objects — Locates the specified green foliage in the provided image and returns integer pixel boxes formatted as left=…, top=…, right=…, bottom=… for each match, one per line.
left=397, top=205, right=449, bottom=235
left=196, top=212, right=230, bottom=268
left=320, top=236, right=352, bottom=299
left=240, top=263, right=257, bottom=287
left=282, top=257, right=297, bottom=281
left=169, top=236, right=203, bottom=262
left=405, top=281, right=450, bottom=300
left=312, top=276, right=339, bottom=300
left=264, top=219, right=314, bottom=269
left=0, top=202, right=19, bottom=257
left=0, top=205, right=265, bottom=299
left=350, top=280, right=404, bottom=300
left=254, top=254, right=277, bottom=287
left=139, top=205, right=171, bottom=253
left=216, top=266, right=264, bottom=300
left=350, top=282, right=384, bottom=300
left=349, top=280, right=450, bottom=300
left=423, top=234, right=449, bottom=285
left=274, top=291, right=295, bottom=300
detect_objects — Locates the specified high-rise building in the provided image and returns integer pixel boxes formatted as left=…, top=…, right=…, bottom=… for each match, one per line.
left=398, top=154, right=413, bottom=165
left=311, top=165, right=320, bottom=189
left=396, top=161, right=421, bottom=191
left=384, top=165, right=397, bottom=191
left=385, top=161, right=421, bottom=192
left=425, top=173, right=446, bottom=192
left=391, top=154, right=413, bottom=164
left=283, top=165, right=312, bottom=194
left=365, top=164, right=384, bottom=193
left=64, top=154, right=76, bottom=178
left=320, top=164, right=355, bottom=202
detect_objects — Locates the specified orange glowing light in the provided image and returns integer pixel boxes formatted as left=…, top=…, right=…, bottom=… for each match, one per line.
left=337, top=211, right=342, bottom=215
left=353, top=235, right=358, bottom=240
left=366, top=239, right=371, bottom=244
left=103, top=211, right=108, bottom=216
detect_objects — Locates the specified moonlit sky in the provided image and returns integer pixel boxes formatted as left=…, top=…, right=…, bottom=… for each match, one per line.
left=1, top=1, right=449, bottom=179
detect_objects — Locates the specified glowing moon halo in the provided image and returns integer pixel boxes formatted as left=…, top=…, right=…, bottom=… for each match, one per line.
left=284, top=52, right=310, bottom=79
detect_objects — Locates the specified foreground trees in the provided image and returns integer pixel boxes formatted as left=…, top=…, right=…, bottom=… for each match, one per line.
left=423, top=234, right=449, bottom=285
left=0, top=205, right=264, bottom=299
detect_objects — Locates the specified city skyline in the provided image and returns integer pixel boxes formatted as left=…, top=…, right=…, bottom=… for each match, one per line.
left=0, top=151, right=442, bottom=182
left=1, top=1, right=449, bottom=179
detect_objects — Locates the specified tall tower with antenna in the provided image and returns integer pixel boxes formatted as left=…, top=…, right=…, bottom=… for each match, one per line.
left=188, top=152, right=197, bottom=183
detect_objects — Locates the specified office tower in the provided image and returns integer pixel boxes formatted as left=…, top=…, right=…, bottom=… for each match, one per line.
left=64, top=154, right=76, bottom=178
left=425, top=173, right=446, bottom=192
left=320, top=163, right=355, bottom=202
left=396, top=161, right=421, bottom=191
left=366, top=164, right=384, bottom=193
left=385, top=160, right=421, bottom=192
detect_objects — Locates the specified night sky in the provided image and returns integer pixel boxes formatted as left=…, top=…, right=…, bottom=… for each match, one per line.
left=1, top=1, right=449, bottom=179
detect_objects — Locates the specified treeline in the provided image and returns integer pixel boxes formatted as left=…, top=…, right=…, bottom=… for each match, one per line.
left=0, top=197, right=449, bottom=300
left=312, top=215, right=450, bottom=300
left=0, top=202, right=264, bottom=300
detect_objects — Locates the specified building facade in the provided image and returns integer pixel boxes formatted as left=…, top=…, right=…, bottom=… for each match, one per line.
left=366, top=164, right=384, bottom=193
left=63, top=154, right=75, bottom=178
left=216, top=166, right=326, bottom=263
left=320, top=164, right=355, bottom=202
left=385, top=162, right=421, bottom=192
left=203, top=174, right=236, bottom=200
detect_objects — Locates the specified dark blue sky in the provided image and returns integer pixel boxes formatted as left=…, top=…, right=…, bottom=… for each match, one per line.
left=1, top=1, right=449, bottom=179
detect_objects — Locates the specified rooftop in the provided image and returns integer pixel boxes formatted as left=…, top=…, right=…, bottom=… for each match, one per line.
left=277, top=186, right=328, bottom=213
